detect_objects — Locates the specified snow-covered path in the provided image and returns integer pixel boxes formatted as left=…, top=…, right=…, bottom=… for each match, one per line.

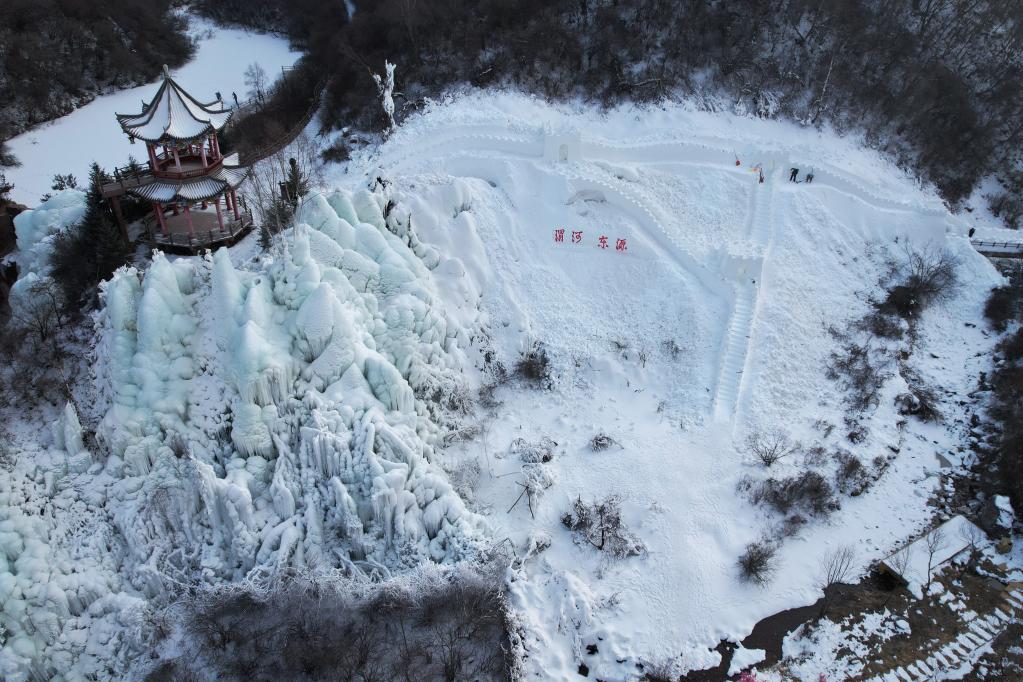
left=4, top=16, right=300, bottom=206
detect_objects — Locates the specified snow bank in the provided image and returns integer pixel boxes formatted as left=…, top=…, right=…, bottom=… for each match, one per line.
left=10, top=189, right=87, bottom=276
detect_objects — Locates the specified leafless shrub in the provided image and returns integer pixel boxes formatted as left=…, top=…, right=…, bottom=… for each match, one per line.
left=509, top=436, right=557, bottom=463
left=894, top=365, right=942, bottom=422
left=827, top=336, right=894, bottom=412
left=449, top=458, right=482, bottom=503
left=834, top=451, right=871, bottom=495
left=661, top=338, right=682, bottom=360
left=802, top=444, right=828, bottom=468
left=779, top=513, right=808, bottom=538
left=738, top=540, right=777, bottom=586
left=812, top=419, right=835, bottom=438
left=590, top=433, right=618, bottom=451
left=877, top=247, right=960, bottom=320
left=748, top=471, right=839, bottom=517
left=562, top=495, right=646, bottom=559
left=816, top=545, right=856, bottom=617
left=855, top=309, right=906, bottom=339
left=515, top=341, right=551, bottom=388
left=508, top=464, right=555, bottom=518
left=745, top=429, right=796, bottom=467
left=150, top=568, right=510, bottom=681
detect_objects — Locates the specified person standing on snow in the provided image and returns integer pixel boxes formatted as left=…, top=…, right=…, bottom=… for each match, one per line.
left=968, top=227, right=976, bottom=238
left=805, top=170, right=814, bottom=184
left=789, top=168, right=799, bottom=182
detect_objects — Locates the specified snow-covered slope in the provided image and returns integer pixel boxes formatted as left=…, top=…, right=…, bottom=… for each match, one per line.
left=0, top=92, right=1006, bottom=680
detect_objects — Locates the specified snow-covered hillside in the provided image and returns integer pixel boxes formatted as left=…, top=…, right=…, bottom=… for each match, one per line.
left=4, top=15, right=300, bottom=206
left=0, top=92, right=1009, bottom=680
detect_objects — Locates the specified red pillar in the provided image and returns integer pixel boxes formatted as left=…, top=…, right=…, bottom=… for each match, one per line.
left=147, top=143, right=158, bottom=171
left=231, top=189, right=240, bottom=220
left=183, top=204, right=196, bottom=239
left=212, top=135, right=221, bottom=159
left=173, top=146, right=182, bottom=172
left=154, top=203, right=168, bottom=235
left=214, top=196, right=225, bottom=231
left=200, top=142, right=208, bottom=168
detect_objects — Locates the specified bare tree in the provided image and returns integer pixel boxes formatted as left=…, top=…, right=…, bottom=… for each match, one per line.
left=745, top=429, right=797, bottom=467
left=242, top=132, right=323, bottom=251
left=816, top=546, right=856, bottom=617
left=957, top=521, right=986, bottom=578
left=923, top=526, right=948, bottom=594
left=243, top=62, right=268, bottom=103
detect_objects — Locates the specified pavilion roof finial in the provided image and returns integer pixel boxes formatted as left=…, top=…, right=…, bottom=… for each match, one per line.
left=162, top=64, right=170, bottom=78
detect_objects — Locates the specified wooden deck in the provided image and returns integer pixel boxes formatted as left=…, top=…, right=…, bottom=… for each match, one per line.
left=143, top=208, right=254, bottom=254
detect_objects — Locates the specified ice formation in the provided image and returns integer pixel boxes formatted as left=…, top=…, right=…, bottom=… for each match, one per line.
left=11, top=189, right=87, bottom=277
left=95, top=188, right=483, bottom=580
left=0, top=187, right=484, bottom=679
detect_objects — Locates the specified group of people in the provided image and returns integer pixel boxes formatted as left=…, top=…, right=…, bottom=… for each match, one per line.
left=789, top=167, right=814, bottom=183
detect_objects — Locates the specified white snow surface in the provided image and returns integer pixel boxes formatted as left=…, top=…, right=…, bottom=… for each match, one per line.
left=4, top=15, right=300, bottom=205
left=1, top=90, right=1008, bottom=680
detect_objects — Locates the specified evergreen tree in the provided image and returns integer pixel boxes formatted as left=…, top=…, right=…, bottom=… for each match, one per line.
left=49, top=163, right=132, bottom=312
left=0, top=173, right=12, bottom=205
left=284, top=157, right=309, bottom=208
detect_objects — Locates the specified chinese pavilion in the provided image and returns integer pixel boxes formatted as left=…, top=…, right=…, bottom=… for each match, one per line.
left=101, top=66, right=252, bottom=252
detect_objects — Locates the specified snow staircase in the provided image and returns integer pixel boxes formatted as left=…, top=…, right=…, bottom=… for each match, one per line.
left=712, top=283, right=757, bottom=421
left=748, top=167, right=775, bottom=247
left=863, top=585, right=1023, bottom=682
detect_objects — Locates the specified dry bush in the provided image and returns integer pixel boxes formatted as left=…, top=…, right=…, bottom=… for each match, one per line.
left=509, top=436, right=557, bottom=463
left=515, top=341, right=552, bottom=389
left=590, top=433, right=618, bottom=451
left=747, top=471, right=839, bottom=517
left=745, top=429, right=796, bottom=467
left=833, top=451, right=871, bottom=496
left=827, top=336, right=893, bottom=412
left=148, top=569, right=511, bottom=681
left=562, top=496, right=645, bottom=559
left=738, top=541, right=777, bottom=586
left=876, top=247, right=959, bottom=320
left=894, top=367, right=942, bottom=422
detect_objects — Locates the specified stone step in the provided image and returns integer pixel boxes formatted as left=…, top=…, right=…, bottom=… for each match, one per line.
left=963, top=631, right=985, bottom=647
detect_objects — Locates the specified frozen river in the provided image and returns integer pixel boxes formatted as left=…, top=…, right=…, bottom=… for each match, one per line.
left=4, top=16, right=301, bottom=206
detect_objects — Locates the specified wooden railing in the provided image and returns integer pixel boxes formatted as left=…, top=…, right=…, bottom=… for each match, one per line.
left=143, top=211, right=254, bottom=252
left=236, top=78, right=327, bottom=166
left=971, top=239, right=1023, bottom=251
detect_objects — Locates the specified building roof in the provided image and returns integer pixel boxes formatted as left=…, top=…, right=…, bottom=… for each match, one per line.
left=128, top=154, right=250, bottom=203
left=116, top=67, right=234, bottom=144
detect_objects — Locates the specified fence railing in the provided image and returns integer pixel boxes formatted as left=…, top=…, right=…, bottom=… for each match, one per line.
left=971, top=239, right=1023, bottom=250
left=143, top=211, right=254, bottom=251
left=235, top=78, right=328, bottom=166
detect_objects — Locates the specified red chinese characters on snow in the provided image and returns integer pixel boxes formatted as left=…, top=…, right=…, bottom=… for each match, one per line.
left=553, top=229, right=627, bottom=253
